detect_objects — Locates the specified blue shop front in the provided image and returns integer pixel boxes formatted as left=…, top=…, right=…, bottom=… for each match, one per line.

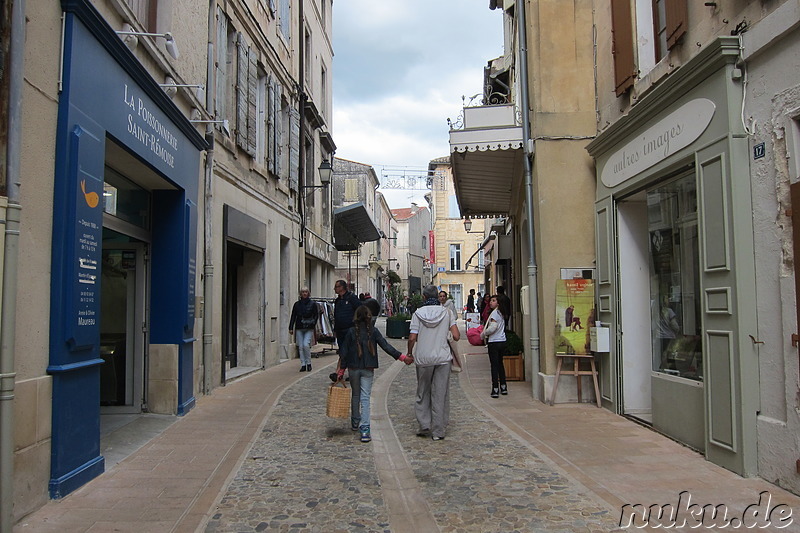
left=48, top=0, right=207, bottom=497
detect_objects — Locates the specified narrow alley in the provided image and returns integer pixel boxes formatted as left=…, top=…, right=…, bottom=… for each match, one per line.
left=15, top=320, right=800, bottom=533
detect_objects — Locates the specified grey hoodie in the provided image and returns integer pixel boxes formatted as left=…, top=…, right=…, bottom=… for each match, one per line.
left=409, top=305, right=455, bottom=366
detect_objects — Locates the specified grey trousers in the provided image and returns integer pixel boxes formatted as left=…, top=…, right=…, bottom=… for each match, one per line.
left=415, top=363, right=451, bottom=438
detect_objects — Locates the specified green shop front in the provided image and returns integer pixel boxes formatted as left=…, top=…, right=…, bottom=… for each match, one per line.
left=586, top=37, right=758, bottom=476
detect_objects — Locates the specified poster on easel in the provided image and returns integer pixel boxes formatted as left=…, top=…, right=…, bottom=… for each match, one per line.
left=555, top=279, right=595, bottom=355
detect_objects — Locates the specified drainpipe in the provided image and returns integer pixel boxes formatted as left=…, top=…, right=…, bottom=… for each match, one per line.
left=1, top=0, right=25, bottom=528
left=517, top=0, right=541, bottom=400
left=202, top=0, right=215, bottom=394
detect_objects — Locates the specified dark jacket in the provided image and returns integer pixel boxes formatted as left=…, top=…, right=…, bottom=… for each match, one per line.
left=289, top=298, right=318, bottom=331
left=333, top=291, right=362, bottom=332
left=340, top=325, right=402, bottom=370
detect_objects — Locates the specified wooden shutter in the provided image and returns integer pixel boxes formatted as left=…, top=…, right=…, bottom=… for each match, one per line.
left=235, top=33, right=248, bottom=149
left=289, top=108, right=300, bottom=190
left=611, top=0, right=636, bottom=96
left=275, top=83, right=283, bottom=178
left=665, top=0, right=688, bottom=50
left=215, top=8, right=227, bottom=124
left=792, top=182, right=800, bottom=340
left=267, top=79, right=276, bottom=174
left=246, top=48, right=258, bottom=156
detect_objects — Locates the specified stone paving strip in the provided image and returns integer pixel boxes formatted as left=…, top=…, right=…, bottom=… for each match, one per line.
left=206, top=337, right=623, bottom=532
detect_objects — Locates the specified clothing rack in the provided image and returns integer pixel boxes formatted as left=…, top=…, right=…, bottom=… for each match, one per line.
left=312, top=297, right=338, bottom=357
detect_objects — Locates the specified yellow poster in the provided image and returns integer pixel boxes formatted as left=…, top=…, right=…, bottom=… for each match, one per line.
left=555, top=279, right=595, bottom=355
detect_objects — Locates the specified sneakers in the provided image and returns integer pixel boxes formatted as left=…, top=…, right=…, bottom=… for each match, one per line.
left=360, top=426, right=371, bottom=443
left=351, top=419, right=361, bottom=431
left=431, top=436, right=445, bottom=441
left=491, top=387, right=500, bottom=398
left=307, top=364, right=312, bottom=371
left=416, top=429, right=431, bottom=438
left=300, top=365, right=307, bottom=372
left=500, top=384, right=508, bottom=395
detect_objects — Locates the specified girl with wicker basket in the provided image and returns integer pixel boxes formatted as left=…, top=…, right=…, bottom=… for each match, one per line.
left=337, top=306, right=413, bottom=442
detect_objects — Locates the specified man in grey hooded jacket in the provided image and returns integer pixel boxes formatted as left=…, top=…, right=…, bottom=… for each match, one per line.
left=408, top=285, right=460, bottom=440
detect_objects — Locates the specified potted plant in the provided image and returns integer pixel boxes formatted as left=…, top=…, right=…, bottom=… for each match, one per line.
left=407, top=293, right=424, bottom=315
left=386, top=313, right=412, bottom=338
left=503, top=330, right=525, bottom=381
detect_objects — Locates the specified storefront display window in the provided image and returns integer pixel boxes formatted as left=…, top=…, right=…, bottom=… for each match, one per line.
left=648, top=173, right=703, bottom=380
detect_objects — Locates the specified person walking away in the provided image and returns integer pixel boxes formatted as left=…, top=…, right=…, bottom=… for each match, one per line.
left=333, top=279, right=362, bottom=357
left=466, top=289, right=476, bottom=313
left=337, top=306, right=413, bottom=442
left=480, top=296, right=508, bottom=398
left=408, top=285, right=459, bottom=440
left=476, top=292, right=483, bottom=314
left=288, top=287, right=318, bottom=372
left=438, top=290, right=458, bottom=321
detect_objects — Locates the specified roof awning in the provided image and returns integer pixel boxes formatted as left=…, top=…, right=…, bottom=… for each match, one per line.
left=449, top=104, right=524, bottom=218
left=333, top=202, right=381, bottom=251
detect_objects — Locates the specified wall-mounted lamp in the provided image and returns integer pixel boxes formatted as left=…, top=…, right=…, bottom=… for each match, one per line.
left=463, top=216, right=483, bottom=234
left=116, top=23, right=180, bottom=60
left=160, top=76, right=204, bottom=100
left=302, top=159, right=333, bottom=190
left=190, top=117, right=230, bottom=133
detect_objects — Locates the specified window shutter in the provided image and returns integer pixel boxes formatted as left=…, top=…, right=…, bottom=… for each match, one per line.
left=665, top=0, right=688, bottom=50
left=289, top=108, right=300, bottom=190
left=235, top=33, right=248, bottom=149
left=792, top=182, right=800, bottom=339
left=275, top=83, right=283, bottom=178
left=267, top=78, right=276, bottom=173
left=246, top=48, right=258, bottom=156
left=215, top=8, right=228, bottom=123
left=611, top=0, right=636, bottom=96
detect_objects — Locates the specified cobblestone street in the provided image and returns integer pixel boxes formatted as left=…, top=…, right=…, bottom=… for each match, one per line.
left=16, top=322, right=800, bottom=533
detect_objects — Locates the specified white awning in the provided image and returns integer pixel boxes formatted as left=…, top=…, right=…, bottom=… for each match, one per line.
left=449, top=104, right=524, bottom=217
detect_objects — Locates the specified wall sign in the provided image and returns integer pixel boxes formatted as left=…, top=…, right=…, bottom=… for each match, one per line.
left=601, top=99, right=716, bottom=188
left=753, top=142, right=765, bottom=160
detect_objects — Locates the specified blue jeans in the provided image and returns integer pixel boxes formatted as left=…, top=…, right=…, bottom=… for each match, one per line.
left=295, top=329, right=314, bottom=366
left=348, top=368, right=374, bottom=429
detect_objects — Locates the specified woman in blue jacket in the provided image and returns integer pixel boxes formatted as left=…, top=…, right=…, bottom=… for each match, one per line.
left=337, top=306, right=413, bottom=442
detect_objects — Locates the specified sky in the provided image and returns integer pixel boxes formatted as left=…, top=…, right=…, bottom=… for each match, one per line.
left=332, top=1, right=504, bottom=209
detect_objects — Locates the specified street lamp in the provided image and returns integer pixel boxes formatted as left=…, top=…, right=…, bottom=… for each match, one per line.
left=302, top=159, right=332, bottom=190
left=463, top=217, right=472, bottom=232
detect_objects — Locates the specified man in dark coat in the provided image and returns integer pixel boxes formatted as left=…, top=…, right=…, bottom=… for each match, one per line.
left=466, top=289, right=476, bottom=313
left=333, top=279, right=362, bottom=353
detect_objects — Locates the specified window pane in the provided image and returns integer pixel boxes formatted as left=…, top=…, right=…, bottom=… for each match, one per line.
left=448, top=195, right=459, bottom=218
left=648, top=174, right=702, bottom=381
left=103, top=166, right=150, bottom=229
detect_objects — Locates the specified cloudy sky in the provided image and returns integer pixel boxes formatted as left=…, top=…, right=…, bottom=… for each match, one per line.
left=332, top=1, right=504, bottom=208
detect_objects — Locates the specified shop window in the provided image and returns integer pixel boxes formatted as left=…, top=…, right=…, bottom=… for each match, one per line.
left=648, top=174, right=702, bottom=381
left=103, top=166, right=150, bottom=230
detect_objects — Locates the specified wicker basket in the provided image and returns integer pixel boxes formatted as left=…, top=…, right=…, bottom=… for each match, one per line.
left=326, top=381, right=351, bottom=418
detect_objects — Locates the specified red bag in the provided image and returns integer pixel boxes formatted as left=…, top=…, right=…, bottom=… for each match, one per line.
left=467, top=325, right=484, bottom=346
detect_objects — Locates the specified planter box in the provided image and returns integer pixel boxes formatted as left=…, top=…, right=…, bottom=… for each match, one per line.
left=386, top=319, right=410, bottom=339
left=503, top=353, right=525, bottom=381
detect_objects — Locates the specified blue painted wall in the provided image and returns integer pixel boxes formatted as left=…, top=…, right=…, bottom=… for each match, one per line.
left=48, top=1, right=206, bottom=498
